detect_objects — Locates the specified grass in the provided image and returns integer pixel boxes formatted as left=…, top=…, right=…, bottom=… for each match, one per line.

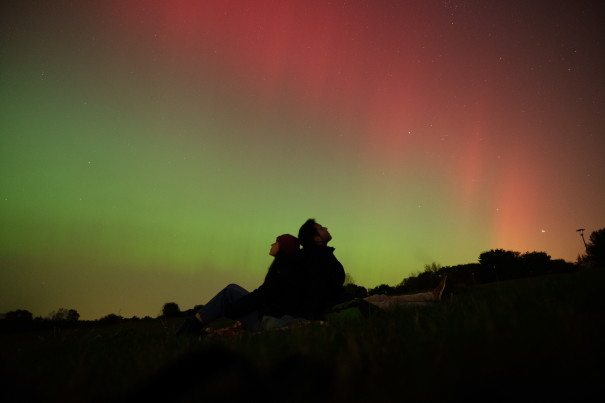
left=2, top=268, right=604, bottom=402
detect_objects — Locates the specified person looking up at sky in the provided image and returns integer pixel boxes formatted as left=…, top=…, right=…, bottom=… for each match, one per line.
left=296, top=219, right=348, bottom=320
left=296, top=218, right=448, bottom=319
left=177, top=234, right=301, bottom=337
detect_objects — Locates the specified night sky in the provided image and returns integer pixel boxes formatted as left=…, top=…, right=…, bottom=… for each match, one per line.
left=1, top=1, right=604, bottom=320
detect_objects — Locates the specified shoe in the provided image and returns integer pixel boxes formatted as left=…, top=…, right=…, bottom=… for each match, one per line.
left=433, top=276, right=448, bottom=301
left=176, top=316, right=204, bottom=337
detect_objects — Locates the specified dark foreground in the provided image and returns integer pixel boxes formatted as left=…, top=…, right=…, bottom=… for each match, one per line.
left=2, top=268, right=604, bottom=402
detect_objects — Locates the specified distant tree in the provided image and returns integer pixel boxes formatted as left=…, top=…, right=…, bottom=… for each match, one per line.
left=586, top=228, right=605, bottom=268
left=162, top=302, right=181, bottom=318
left=478, top=249, right=520, bottom=281
left=344, top=283, right=368, bottom=299
left=98, top=313, right=123, bottom=324
left=67, top=309, right=80, bottom=321
left=387, top=262, right=443, bottom=294
left=4, top=309, right=33, bottom=322
left=424, top=262, right=442, bottom=273
left=476, top=249, right=576, bottom=281
left=368, top=284, right=394, bottom=295
left=49, top=308, right=80, bottom=321
left=342, top=273, right=367, bottom=298
left=397, top=265, right=441, bottom=293
left=548, top=258, right=576, bottom=274
left=444, top=263, right=481, bottom=286
left=1, top=310, right=35, bottom=331
left=520, top=251, right=551, bottom=277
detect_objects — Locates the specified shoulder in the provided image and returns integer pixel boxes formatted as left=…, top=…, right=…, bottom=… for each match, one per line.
left=301, top=247, right=341, bottom=270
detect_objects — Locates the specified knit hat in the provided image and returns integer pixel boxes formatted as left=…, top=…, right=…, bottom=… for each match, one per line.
left=276, top=234, right=300, bottom=255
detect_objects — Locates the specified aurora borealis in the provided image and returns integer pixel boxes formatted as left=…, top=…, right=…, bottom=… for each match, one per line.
left=1, top=1, right=604, bottom=320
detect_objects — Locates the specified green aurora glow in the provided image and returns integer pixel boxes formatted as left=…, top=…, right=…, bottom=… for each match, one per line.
left=2, top=1, right=603, bottom=319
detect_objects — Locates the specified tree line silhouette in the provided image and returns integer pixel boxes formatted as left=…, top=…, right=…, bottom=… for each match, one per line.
left=3, top=228, right=604, bottom=331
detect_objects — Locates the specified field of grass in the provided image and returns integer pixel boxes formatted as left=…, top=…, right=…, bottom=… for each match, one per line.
left=2, top=268, right=604, bottom=402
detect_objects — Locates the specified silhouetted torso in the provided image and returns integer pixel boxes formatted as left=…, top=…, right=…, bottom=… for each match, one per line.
left=296, top=245, right=347, bottom=319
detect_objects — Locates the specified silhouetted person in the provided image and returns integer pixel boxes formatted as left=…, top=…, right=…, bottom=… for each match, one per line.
left=296, top=218, right=448, bottom=318
left=178, top=234, right=302, bottom=337
left=295, top=219, right=348, bottom=319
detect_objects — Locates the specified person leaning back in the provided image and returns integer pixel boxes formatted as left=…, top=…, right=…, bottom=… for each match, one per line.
left=296, top=219, right=348, bottom=320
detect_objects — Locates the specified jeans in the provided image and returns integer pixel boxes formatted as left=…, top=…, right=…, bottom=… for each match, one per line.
left=196, top=284, right=260, bottom=331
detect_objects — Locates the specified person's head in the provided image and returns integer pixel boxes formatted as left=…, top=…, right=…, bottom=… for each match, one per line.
left=298, top=218, right=332, bottom=248
left=269, top=234, right=300, bottom=257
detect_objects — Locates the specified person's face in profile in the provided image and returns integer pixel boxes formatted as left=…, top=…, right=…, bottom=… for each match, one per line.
left=269, top=240, right=280, bottom=256
left=314, top=223, right=332, bottom=245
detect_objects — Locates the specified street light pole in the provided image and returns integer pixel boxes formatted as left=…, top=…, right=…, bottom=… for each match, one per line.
left=576, top=228, right=588, bottom=253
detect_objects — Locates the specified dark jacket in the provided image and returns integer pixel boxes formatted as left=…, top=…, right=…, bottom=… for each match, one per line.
left=295, top=245, right=347, bottom=320
left=225, top=252, right=304, bottom=319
